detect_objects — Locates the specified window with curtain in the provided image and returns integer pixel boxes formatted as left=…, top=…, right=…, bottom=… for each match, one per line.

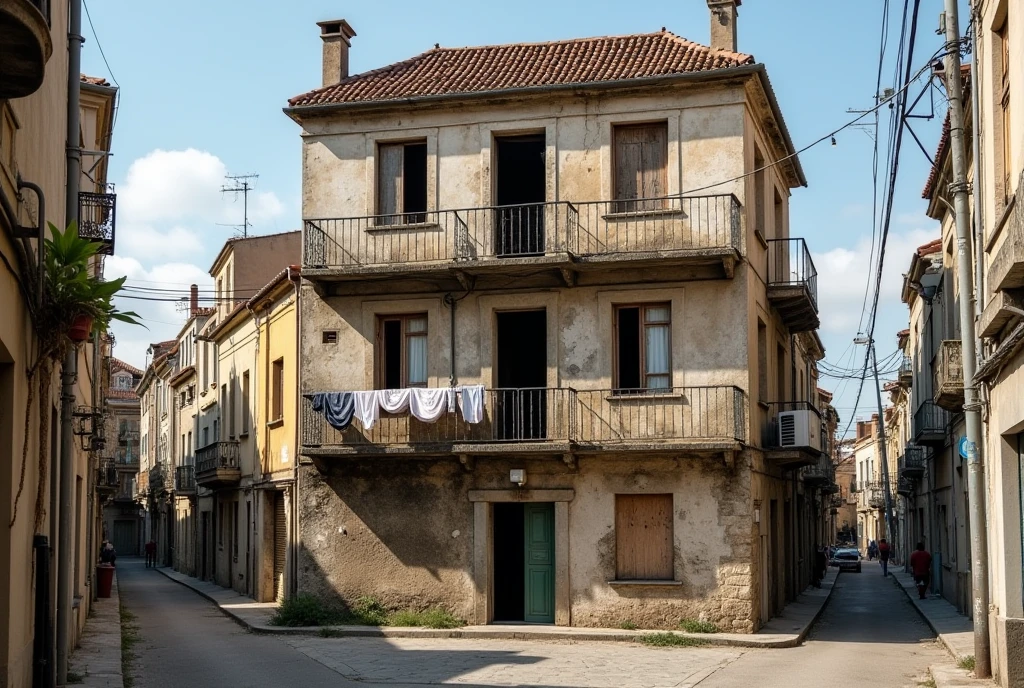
left=615, top=303, right=671, bottom=392
left=378, top=314, right=428, bottom=389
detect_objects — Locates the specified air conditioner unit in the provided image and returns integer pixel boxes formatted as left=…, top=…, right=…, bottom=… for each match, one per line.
left=777, top=410, right=822, bottom=451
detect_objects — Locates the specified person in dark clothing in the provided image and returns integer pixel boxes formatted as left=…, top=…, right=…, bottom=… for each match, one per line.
left=909, top=542, right=932, bottom=599
left=145, top=540, right=157, bottom=568
left=99, top=541, right=117, bottom=567
left=878, top=538, right=891, bottom=576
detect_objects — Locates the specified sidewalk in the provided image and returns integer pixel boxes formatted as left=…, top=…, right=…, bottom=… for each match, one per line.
left=69, top=570, right=123, bottom=688
left=890, top=567, right=994, bottom=688
left=156, top=565, right=838, bottom=648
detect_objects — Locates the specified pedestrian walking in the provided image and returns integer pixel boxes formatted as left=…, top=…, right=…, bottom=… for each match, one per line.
left=878, top=538, right=891, bottom=576
left=909, top=542, right=932, bottom=599
left=145, top=539, right=157, bottom=568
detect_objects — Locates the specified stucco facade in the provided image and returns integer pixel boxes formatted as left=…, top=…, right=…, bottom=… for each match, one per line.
left=288, top=9, right=832, bottom=632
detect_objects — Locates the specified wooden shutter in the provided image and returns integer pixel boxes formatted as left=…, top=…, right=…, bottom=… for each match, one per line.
left=615, top=494, right=673, bottom=580
left=377, top=143, right=404, bottom=223
left=273, top=495, right=287, bottom=602
left=614, top=123, right=667, bottom=210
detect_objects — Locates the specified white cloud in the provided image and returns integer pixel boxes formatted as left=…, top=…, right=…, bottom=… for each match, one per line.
left=814, top=227, right=939, bottom=337
left=103, top=148, right=285, bottom=368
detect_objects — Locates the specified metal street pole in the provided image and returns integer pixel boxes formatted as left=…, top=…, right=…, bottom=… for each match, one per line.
left=56, top=0, right=84, bottom=684
left=942, top=0, right=991, bottom=675
left=870, top=343, right=898, bottom=560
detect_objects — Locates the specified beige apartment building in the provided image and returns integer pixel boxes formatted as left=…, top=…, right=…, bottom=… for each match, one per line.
left=286, top=3, right=834, bottom=631
left=99, top=356, right=144, bottom=557
left=1, top=1, right=121, bottom=684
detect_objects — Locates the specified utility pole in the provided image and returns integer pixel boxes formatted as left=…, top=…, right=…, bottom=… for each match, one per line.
left=865, top=340, right=898, bottom=558
left=58, top=0, right=84, bottom=685
left=221, top=174, right=259, bottom=238
left=942, top=0, right=991, bottom=676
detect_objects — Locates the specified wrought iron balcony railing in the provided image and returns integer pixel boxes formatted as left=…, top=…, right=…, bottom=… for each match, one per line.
left=149, top=463, right=168, bottom=493
left=766, top=238, right=819, bottom=332
left=303, top=194, right=741, bottom=271
left=301, top=386, right=746, bottom=453
left=801, top=454, right=834, bottom=485
left=933, top=339, right=964, bottom=411
left=900, top=444, right=926, bottom=478
left=913, top=400, right=949, bottom=445
left=898, top=355, right=913, bottom=385
left=175, top=465, right=196, bottom=494
left=78, top=190, right=116, bottom=256
left=195, top=441, right=241, bottom=487
left=96, top=459, right=117, bottom=492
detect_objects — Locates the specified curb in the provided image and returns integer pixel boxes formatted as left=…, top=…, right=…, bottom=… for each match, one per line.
left=889, top=572, right=969, bottom=663
left=157, top=566, right=838, bottom=650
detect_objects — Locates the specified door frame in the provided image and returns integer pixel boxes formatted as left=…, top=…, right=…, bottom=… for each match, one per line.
left=469, top=489, right=573, bottom=626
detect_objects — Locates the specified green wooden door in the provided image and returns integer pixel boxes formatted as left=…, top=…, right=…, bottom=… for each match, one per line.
left=523, top=503, right=555, bottom=623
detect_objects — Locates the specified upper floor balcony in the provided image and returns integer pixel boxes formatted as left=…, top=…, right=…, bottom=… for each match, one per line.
left=899, top=444, right=926, bottom=479
left=302, top=194, right=741, bottom=294
left=987, top=190, right=1024, bottom=294
left=896, top=473, right=916, bottom=497
left=175, top=464, right=196, bottom=496
left=898, top=355, right=913, bottom=387
left=766, top=238, right=819, bottom=333
left=114, top=447, right=139, bottom=469
left=0, top=0, right=52, bottom=99
left=301, top=386, right=747, bottom=459
left=800, top=453, right=835, bottom=487
left=859, top=480, right=886, bottom=510
left=195, top=441, right=241, bottom=488
left=95, top=459, right=118, bottom=495
left=761, top=401, right=825, bottom=469
left=933, top=339, right=964, bottom=411
left=78, top=189, right=116, bottom=256
left=135, top=470, right=149, bottom=499
left=913, top=400, right=949, bottom=446
left=148, top=463, right=169, bottom=495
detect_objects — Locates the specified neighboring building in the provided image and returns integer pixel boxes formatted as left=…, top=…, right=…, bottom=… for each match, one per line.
left=136, top=340, right=177, bottom=565
left=0, top=3, right=120, bottom=684
left=832, top=440, right=857, bottom=545
left=99, top=355, right=144, bottom=556
left=287, top=4, right=832, bottom=631
left=853, top=415, right=886, bottom=552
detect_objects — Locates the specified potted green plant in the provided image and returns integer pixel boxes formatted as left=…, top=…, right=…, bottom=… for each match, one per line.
left=39, top=221, right=144, bottom=356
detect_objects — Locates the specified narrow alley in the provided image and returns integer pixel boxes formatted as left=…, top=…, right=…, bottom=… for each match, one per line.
left=118, top=559, right=949, bottom=688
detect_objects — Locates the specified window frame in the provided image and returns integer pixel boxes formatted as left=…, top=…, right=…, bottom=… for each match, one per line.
left=271, top=358, right=285, bottom=422
left=612, top=121, right=669, bottom=212
left=613, top=303, right=672, bottom=393
left=376, top=139, right=429, bottom=225
left=997, top=16, right=1012, bottom=205
left=241, top=370, right=250, bottom=435
left=614, top=493, right=675, bottom=581
left=376, top=313, right=429, bottom=389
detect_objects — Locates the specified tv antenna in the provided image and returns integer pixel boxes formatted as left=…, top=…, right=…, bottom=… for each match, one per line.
left=220, top=173, right=259, bottom=238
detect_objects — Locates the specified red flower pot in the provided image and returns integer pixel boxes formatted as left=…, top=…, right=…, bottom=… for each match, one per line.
left=68, top=314, right=94, bottom=342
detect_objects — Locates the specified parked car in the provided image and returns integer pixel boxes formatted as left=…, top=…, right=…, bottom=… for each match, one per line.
left=831, top=547, right=862, bottom=573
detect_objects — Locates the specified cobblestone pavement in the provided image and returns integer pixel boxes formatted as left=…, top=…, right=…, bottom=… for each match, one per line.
left=121, top=558, right=953, bottom=688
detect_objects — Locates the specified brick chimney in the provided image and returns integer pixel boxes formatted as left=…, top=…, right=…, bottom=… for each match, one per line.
left=707, top=0, right=740, bottom=53
left=189, top=284, right=199, bottom=316
left=317, top=19, right=357, bottom=86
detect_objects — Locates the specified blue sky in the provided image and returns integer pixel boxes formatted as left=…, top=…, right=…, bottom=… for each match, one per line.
left=85, top=0, right=953, bottom=433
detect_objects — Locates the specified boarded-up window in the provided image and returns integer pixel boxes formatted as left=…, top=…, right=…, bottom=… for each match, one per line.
left=377, top=141, right=427, bottom=225
left=615, top=494, right=673, bottom=580
left=614, top=304, right=671, bottom=391
left=377, top=314, right=428, bottom=389
left=613, top=123, right=667, bottom=212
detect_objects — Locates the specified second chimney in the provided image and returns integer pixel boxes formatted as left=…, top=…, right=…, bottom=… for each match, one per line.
left=190, top=284, right=199, bottom=316
left=318, top=19, right=357, bottom=87
left=707, top=0, right=740, bottom=53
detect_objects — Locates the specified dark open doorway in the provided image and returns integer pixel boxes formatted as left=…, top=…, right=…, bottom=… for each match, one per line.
left=496, top=310, right=547, bottom=440
left=495, top=134, right=545, bottom=256
left=493, top=502, right=555, bottom=623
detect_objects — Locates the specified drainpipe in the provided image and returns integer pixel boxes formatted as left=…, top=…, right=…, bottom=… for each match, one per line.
left=969, top=18, right=984, bottom=322
left=56, top=0, right=84, bottom=682
left=942, top=0, right=991, bottom=674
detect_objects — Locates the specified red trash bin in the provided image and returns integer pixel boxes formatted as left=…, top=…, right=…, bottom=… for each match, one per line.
left=96, top=564, right=114, bottom=598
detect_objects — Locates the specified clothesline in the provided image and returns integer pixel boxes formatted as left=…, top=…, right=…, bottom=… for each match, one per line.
left=307, top=385, right=485, bottom=432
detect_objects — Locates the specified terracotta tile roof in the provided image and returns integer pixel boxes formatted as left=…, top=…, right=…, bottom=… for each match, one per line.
left=107, top=388, right=139, bottom=400
left=917, top=238, right=942, bottom=256
left=897, top=328, right=909, bottom=338
left=289, top=30, right=755, bottom=107
left=922, top=65, right=971, bottom=200
left=81, top=74, right=110, bottom=86
left=110, top=358, right=143, bottom=377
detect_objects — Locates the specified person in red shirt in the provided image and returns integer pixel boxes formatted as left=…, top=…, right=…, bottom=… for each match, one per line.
left=909, top=542, right=933, bottom=600
left=878, top=538, right=891, bottom=576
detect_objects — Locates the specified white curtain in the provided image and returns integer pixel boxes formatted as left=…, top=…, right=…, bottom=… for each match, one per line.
left=645, top=306, right=670, bottom=389
left=407, top=317, right=427, bottom=386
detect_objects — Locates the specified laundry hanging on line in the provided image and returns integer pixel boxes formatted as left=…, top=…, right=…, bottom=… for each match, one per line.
left=307, top=385, right=486, bottom=430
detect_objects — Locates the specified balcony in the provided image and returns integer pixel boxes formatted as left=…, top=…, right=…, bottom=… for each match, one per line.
left=761, top=401, right=825, bottom=469
left=933, top=339, right=964, bottom=411
left=898, top=355, right=913, bottom=387
left=913, top=400, right=949, bottom=446
left=175, top=465, right=196, bottom=496
left=149, top=463, right=169, bottom=495
left=195, top=441, right=241, bottom=488
left=896, top=473, right=916, bottom=497
left=899, top=444, right=926, bottom=479
left=301, top=386, right=746, bottom=458
left=119, top=427, right=140, bottom=443
left=78, top=190, right=116, bottom=256
left=862, top=481, right=885, bottom=509
left=135, top=470, right=149, bottom=499
left=0, top=0, right=52, bottom=99
left=766, top=238, right=819, bottom=333
left=302, top=194, right=741, bottom=293
left=987, top=194, right=1024, bottom=293
left=114, top=448, right=139, bottom=469
left=801, top=454, right=834, bottom=486
left=95, top=459, right=117, bottom=495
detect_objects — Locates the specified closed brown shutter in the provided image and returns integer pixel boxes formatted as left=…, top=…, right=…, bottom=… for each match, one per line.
left=273, top=494, right=287, bottom=602
left=377, top=143, right=404, bottom=223
left=615, top=494, right=673, bottom=580
left=614, top=123, right=668, bottom=211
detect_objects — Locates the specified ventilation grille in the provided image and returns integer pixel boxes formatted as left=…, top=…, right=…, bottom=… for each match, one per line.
left=779, top=413, right=797, bottom=447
